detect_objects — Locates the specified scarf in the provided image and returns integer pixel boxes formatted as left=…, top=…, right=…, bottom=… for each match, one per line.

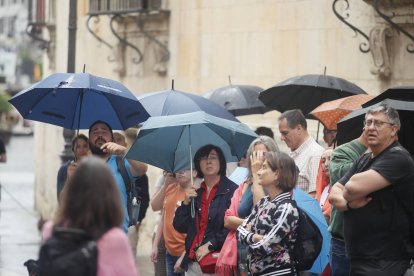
left=215, top=181, right=245, bottom=276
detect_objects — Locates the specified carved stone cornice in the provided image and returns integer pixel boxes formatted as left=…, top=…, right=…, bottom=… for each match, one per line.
left=369, top=25, right=394, bottom=78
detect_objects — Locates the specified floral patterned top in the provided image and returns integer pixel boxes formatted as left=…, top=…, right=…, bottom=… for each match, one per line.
left=237, top=192, right=299, bottom=275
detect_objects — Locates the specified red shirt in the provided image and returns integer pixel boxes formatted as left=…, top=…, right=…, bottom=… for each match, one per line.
left=188, top=180, right=219, bottom=260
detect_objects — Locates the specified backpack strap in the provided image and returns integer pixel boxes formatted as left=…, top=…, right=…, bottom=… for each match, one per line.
left=116, top=155, right=131, bottom=196
left=116, top=156, right=144, bottom=226
left=116, top=156, right=134, bottom=225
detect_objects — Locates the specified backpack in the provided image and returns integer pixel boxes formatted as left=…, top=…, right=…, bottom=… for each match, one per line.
left=37, top=226, right=98, bottom=276
left=116, top=156, right=141, bottom=226
left=287, top=199, right=323, bottom=272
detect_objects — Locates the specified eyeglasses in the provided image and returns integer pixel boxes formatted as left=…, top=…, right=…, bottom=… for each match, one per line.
left=199, top=155, right=219, bottom=162
left=364, top=119, right=394, bottom=128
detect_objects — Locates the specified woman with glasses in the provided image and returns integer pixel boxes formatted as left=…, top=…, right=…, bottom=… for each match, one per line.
left=237, top=151, right=299, bottom=276
left=173, top=144, right=238, bottom=275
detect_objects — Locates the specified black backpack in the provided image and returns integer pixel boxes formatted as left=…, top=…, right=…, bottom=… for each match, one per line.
left=287, top=199, right=323, bottom=272
left=37, top=227, right=98, bottom=276
left=116, top=156, right=141, bottom=226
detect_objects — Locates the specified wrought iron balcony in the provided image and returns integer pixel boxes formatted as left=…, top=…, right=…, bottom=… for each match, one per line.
left=88, top=0, right=162, bottom=15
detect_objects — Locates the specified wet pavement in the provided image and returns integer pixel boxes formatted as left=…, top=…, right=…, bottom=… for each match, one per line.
left=0, top=135, right=154, bottom=276
left=0, top=135, right=39, bottom=276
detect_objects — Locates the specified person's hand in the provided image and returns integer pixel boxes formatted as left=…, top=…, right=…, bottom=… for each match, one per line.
left=67, top=161, right=77, bottom=179
left=348, top=197, right=372, bottom=210
left=163, top=172, right=176, bottom=187
left=252, top=234, right=263, bottom=243
left=183, top=187, right=197, bottom=205
left=174, top=254, right=185, bottom=273
left=195, top=243, right=210, bottom=261
left=101, top=142, right=126, bottom=155
left=150, top=245, right=158, bottom=263
left=250, top=150, right=265, bottom=175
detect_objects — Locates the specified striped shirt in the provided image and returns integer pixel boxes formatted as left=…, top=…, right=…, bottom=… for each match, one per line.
left=289, top=137, right=324, bottom=193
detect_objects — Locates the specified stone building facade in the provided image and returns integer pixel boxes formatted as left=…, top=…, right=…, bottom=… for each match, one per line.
left=30, top=0, right=414, bottom=254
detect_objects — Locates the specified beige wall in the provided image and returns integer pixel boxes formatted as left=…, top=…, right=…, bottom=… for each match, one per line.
left=34, top=0, right=414, bottom=254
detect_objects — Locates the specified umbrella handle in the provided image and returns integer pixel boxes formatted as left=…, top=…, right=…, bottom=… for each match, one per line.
left=191, top=198, right=195, bottom=218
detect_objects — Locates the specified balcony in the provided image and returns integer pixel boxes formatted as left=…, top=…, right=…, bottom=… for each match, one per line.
left=88, top=0, right=163, bottom=15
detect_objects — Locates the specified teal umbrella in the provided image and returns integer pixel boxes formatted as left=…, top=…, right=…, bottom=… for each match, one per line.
left=125, top=111, right=257, bottom=173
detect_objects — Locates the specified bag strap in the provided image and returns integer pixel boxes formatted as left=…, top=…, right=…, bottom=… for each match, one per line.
left=116, top=156, right=131, bottom=195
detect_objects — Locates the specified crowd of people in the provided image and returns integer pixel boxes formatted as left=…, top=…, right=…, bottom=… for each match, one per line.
left=35, top=104, right=413, bottom=276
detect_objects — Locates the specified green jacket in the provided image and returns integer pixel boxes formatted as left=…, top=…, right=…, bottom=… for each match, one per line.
left=328, top=139, right=367, bottom=238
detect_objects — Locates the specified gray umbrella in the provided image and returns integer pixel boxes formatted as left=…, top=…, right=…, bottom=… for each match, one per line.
left=204, top=84, right=270, bottom=116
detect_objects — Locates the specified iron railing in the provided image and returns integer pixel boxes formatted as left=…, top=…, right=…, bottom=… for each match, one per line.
left=88, top=0, right=162, bottom=15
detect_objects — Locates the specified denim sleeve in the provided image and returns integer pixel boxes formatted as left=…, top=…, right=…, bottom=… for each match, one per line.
left=237, top=185, right=253, bottom=218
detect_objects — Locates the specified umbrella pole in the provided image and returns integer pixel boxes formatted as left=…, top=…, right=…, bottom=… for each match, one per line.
left=76, top=90, right=84, bottom=136
left=316, top=120, right=320, bottom=143
left=189, top=125, right=195, bottom=218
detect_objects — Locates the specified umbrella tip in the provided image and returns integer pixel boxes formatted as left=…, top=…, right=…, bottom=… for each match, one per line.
left=83, top=64, right=86, bottom=73
left=323, top=66, right=326, bottom=76
left=172, top=79, right=174, bottom=90
left=228, top=75, right=232, bottom=85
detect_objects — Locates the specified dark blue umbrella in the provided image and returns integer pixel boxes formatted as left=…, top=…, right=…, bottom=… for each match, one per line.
left=9, top=73, right=149, bottom=130
left=293, top=188, right=330, bottom=274
left=137, top=89, right=238, bottom=122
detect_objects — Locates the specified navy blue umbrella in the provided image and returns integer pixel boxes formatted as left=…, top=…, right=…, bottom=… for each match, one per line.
left=137, top=89, right=238, bottom=122
left=9, top=73, right=149, bottom=130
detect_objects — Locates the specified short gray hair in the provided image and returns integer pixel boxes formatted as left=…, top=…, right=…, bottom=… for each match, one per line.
left=278, top=109, right=307, bottom=130
left=246, top=136, right=279, bottom=176
left=366, top=104, right=400, bottom=126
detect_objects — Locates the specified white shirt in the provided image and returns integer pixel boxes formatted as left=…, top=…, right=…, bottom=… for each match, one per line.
left=289, top=137, right=324, bottom=193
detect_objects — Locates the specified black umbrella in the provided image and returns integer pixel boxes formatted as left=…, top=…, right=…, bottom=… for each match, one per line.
left=337, top=99, right=414, bottom=156
left=362, top=86, right=414, bottom=107
left=203, top=84, right=270, bottom=116
left=259, top=74, right=366, bottom=118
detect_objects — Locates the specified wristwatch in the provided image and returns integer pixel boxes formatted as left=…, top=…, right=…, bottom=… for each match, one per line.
left=207, top=242, right=214, bottom=252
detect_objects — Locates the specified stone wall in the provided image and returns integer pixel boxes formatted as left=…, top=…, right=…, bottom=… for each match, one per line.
left=34, top=0, right=414, bottom=256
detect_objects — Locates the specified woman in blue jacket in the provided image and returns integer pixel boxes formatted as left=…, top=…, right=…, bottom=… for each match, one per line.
left=173, top=144, right=238, bottom=275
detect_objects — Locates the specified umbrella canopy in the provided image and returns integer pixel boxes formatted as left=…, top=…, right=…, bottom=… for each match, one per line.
left=203, top=84, right=270, bottom=116
left=8, top=73, right=149, bottom=130
left=137, top=89, right=238, bottom=122
left=337, top=99, right=414, bottom=156
left=259, top=74, right=366, bottom=117
left=125, top=111, right=257, bottom=173
left=362, top=86, right=414, bottom=106
left=309, top=94, right=374, bottom=130
left=292, top=188, right=330, bottom=274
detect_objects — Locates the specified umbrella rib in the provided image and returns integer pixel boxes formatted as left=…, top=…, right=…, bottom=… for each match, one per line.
left=103, top=91, right=125, bottom=130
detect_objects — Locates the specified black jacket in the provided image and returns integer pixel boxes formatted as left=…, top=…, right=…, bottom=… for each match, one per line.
left=173, top=176, right=237, bottom=269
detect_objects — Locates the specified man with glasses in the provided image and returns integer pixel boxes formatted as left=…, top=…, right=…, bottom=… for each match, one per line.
left=278, top=109, right=324, bottom=196
left=329, top=104, right=414, bottom=275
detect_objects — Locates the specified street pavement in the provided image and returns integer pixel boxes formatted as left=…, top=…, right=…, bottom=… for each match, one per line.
left=0, top=135, right=154, bottom=276
left=0, top=135, right=39, bottom=276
